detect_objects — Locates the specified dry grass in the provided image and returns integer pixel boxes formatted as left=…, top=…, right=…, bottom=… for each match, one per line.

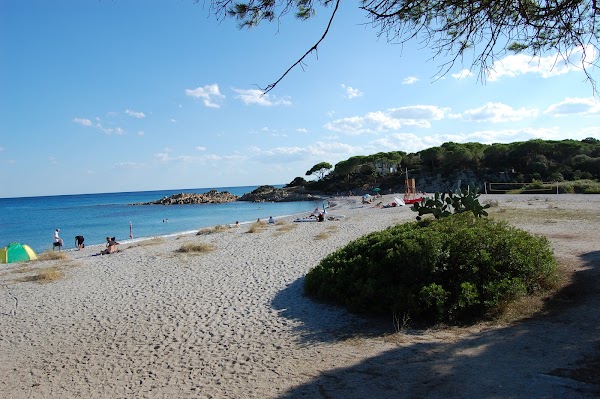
left=17, top=266, right=64, bottom=284
left=197, top=225, right=229, bottom=235
left=271, top=221, right=297, bottom=236
left=492, top=295, right=548, bottom=324
left=8, top=266, right=35, bottom=274
left=275, top=222, right=296, bottom=232
left=36, top=251, right=68, bottom=261
left=177, top=242, right=216, bottom=253
left=131, top=237, right=165, bottom=247
left=482, top=198, right=499, bottom=208
left=314, top=231, right=331, bottom=240
left=247, top=221, right=267, bottom=234
left=488, top=207, right=599, bottom=224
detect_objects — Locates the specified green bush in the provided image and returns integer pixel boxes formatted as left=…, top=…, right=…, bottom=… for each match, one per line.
left=304, top=214, right=558, bottom=324
left=556, top=179, right=600, bottom=193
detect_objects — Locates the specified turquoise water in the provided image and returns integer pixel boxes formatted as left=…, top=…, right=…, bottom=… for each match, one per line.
left=0, top=186, right=323, bottom=254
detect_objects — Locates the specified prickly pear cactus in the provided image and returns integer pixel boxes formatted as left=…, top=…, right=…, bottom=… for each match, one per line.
left=411, top=184, right=489, bottom=220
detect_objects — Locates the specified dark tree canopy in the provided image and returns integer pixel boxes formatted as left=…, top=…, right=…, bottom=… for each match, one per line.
left=306, top=161, right=333, bottom=180
left=208, top=0, right=599, bottom=92
left=304, top=139, right=600, bottom=194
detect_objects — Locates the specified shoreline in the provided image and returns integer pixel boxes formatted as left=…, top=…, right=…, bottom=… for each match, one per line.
left=61, top=204, right=337, bottom=254
left=1, top=194, right=599, bottom=398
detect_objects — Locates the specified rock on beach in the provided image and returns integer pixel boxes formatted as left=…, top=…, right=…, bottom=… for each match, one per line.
left=134, top=189, right=239, bottom=205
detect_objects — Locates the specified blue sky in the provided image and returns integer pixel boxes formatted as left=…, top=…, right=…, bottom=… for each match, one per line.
left=1, top=1, right=599, bottom=198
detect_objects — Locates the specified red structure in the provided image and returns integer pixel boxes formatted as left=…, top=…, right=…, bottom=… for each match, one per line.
left=403, top=178, right=423, bottom=205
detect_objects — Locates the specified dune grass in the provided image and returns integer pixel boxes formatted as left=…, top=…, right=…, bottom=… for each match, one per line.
left=275, top=221, right=296, bottom=232
left=37, top=251, right=69, bottom=261
left=314, top=232, right=331, bottom=240
left=16, top=266, right=64, bottom=284
left=177, top=242, right=216, bottom=253
left=132, top=237, right=164, bottom=247
left=271, top=220, right=297, bottom=236
left=488, top=206, right=599, bottom=224
left=247, top=220, right=268, bottom=234
left=197, top=225, right=229, bottom=235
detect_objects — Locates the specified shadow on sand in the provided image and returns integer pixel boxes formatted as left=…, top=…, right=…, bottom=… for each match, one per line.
left=271, top=251, right=600, bottom=398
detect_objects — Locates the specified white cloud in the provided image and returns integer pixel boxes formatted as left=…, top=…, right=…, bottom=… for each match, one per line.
left=451, top=69, right=473, bottom=79
left=73, top=117, right=92, bottom=126
left=185, top=83, right=225, bottom=108
left=248, top=145, right=309, bottom=162
left=544, top=97, right=600, bottom=117
left=232, top=88, right=292, bottom=106
left=152, top=149, right=246, bottom=165
left=488, top=45, right=596, bottom=81
left=324, top=105, right=449, bottom=134
left=102, top=127, right=126, bottom=135
left=578, top=126, right=600, bottom=137
left=296, top=128, right=308, bottom=133
left=125, top=109, right=146, bottom=118
left=366, top=127, right=565, bottom=154
left=114, top=162, right=145, bottom=169
left=137, top=131, right=145, bottom=136
left=458, top=102, right=538, bottom=123
left=402, top=76, right=419, bottom=85
left=340, top=84, right=363, bottom=99
left=0, top=146, right=4, bottom=152
left=154, top=153, right=170, bottom=162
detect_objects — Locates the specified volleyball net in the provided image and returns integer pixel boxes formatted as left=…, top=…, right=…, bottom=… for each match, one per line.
left=485, top=182, right=559, bottom=194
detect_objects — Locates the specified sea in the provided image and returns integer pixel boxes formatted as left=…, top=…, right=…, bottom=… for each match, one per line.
left=0, top=186, right=324, bottom=254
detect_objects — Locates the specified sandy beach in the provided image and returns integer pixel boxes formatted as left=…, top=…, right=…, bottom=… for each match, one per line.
left=1, top=194, right=599, bottom=398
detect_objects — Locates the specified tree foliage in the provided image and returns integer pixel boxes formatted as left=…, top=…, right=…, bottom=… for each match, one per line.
left=208, top=0, right=599, bottom=92
left=306, top=161, right=333, bottom=180
left=303, top=139, right=600, bottom=195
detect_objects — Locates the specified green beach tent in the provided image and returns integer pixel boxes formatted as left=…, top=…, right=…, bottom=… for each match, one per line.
left=0, top=242, right=38, bottom=264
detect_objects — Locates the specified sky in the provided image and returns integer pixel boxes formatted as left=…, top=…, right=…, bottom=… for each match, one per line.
left=1, top=1, right=599, bottom=198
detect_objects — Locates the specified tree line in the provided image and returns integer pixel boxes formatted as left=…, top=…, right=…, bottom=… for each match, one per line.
left=296, top=138, right=600, bottom=194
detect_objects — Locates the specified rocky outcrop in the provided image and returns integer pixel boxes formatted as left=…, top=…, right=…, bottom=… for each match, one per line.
left=238, top=185, right=323, bottom=202
left=134, top=190, right=238, bottom=205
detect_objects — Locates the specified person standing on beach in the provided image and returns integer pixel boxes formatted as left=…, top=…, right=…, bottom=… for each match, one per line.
left=53, top=229, right=63, bottom=251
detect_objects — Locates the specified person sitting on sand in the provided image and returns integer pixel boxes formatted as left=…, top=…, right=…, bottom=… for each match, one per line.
left=100, top=236, right=119, bottom=255
left=268, top=216, right=275, bottom=224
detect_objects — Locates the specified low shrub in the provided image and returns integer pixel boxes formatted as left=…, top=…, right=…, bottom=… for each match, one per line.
left=18, top=266, right=64, bottom=283
left=304, top=214, right=558, bottom=325
left=247, top=221, right=267, bottom=234
left=177, top=243, right=215, bottom=253
left=550, top=179, right=600, bottom=194
left=197, top=225, right=228, bottom=235
left=37, top=251, right=68, bottom=261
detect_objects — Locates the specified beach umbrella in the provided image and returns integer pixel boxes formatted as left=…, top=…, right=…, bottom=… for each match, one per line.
left=0, top=242, right=38, bottom=264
